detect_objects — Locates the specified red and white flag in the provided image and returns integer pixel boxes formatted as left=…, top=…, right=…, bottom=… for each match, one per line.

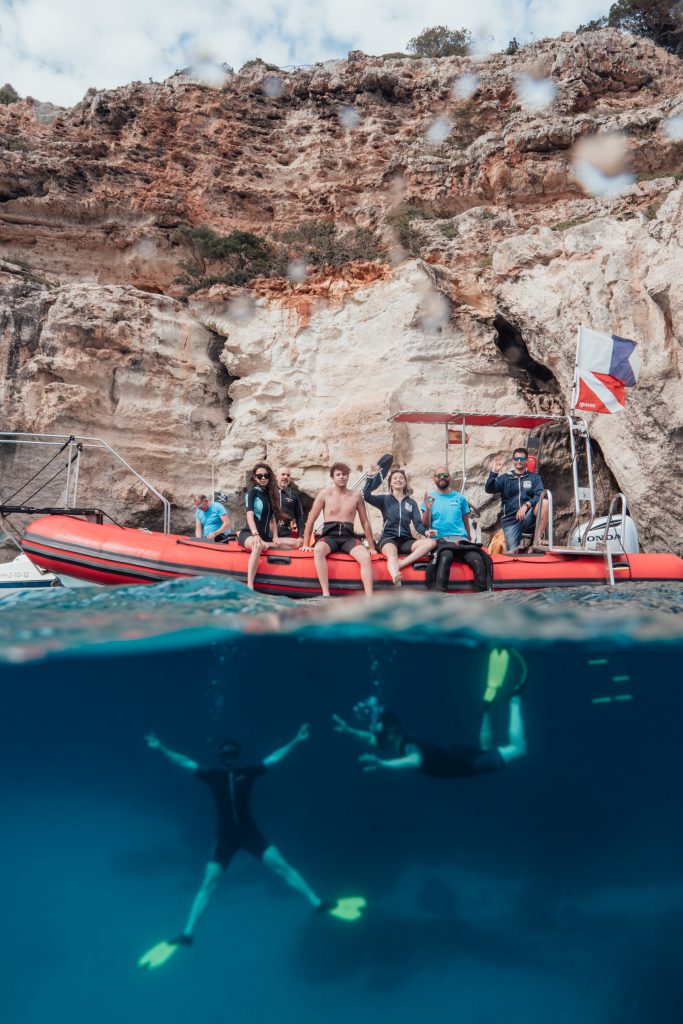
left=574, top=326, right=642, bottom=414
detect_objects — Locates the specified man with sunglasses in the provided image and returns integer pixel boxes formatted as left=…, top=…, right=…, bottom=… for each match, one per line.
left=485, top=447, right=547, bottom=554
left=420, top=466, right=471, bottom=541
left=193, top=494, right=232, bottom=542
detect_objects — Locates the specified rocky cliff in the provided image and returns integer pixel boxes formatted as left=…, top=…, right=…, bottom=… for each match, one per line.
left=1, top=30, right=682, bottom=552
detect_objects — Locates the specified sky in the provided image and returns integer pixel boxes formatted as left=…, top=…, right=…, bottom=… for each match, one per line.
left=0, top=0, right=611, bottom=107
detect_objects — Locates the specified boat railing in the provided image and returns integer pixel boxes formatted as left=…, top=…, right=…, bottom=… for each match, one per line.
left=530, top=488, right=630, bottom=585
left=0, top=432, right=171, bottom=534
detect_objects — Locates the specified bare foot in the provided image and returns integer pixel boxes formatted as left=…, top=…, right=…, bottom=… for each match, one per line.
left=392, top=571, right=403, bottom=587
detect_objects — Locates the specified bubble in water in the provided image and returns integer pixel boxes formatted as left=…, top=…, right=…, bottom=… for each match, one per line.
left=227, top=295, right=256, bottom=323
left=419, top=289, right=451, bottom=333
left=287, top=259, right=308, bottom=284
left=572, top=132, right=634, bottom=199
left=135, top=237, right=157, bottom=260
left=339, top=105, right=361, bottom=129
left=426, top=115, right=452, bottom=144
left=515, top=73, right=556, bottom=111
left=262, top=75, right=284, bottom=98
left=662, top=114, right=683, bottom=142
left=452, top=73, right=480, bottom=100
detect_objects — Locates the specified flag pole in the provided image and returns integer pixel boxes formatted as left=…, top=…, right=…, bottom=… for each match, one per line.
left=569, top=325, right=582, bottom=416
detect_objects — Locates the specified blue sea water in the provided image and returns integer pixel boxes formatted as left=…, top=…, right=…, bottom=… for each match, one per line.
left=1, top=579, right=682, bottom=1024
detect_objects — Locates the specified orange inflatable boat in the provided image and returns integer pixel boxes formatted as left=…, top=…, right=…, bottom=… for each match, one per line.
left=21, top=515, right=683, bottom=596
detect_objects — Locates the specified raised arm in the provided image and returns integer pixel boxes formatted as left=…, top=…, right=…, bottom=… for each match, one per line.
left=356, top=496, right=377, bottom=553
left=332, top=713, right=377, bottom=746
left=362, top=465, right=385, bottom=510
left=263, top=723, right=310, bottom=766
left=359, top=749, right=422, bottom=772
left=485, top=455, right=505, bottom=494
left=421, top=491, right=434, bottom=528
left=145, top=733, right=198, bottom=772
left=302, top=492, right=326, bottom=549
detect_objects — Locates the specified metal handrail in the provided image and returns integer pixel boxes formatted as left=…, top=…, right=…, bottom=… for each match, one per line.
left=0, top=432, right=171, bottom=533
left=599, top=492, right=628, bottom=586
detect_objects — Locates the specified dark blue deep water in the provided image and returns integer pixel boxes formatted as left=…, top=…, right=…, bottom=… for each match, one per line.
left=1, top=579, right=682, bottom=1024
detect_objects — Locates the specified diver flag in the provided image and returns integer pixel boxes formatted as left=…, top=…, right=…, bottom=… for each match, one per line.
left=574, top=326, right=642, bottom=414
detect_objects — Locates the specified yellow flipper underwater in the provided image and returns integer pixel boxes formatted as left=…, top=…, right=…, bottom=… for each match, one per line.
left=483, top=648, right=510, bottom=703
left=327, top=897, right=366, bottom=922
left=138, top=940, right=181, bottom=970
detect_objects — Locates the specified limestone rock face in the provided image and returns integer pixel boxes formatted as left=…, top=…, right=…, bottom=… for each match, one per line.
left=1, top=31, right=682, bottom=552
left=0, top=265, right=231, bottom=525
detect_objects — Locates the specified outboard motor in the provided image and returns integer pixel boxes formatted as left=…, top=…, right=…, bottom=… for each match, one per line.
left=571, top=514, right=639, bottom=554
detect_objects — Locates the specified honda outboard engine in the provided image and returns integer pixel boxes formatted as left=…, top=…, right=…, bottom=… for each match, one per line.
left=571, top=514, right=639, bottom=554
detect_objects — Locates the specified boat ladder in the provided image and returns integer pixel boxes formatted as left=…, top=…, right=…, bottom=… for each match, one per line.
left=530, top=490, right=630, bottom=586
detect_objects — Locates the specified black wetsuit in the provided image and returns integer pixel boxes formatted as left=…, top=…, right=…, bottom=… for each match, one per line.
left=277, top=487, right=304, bottom=537
left=396, top=736, right=504, bottom=777
left=195, top=764, right=269, bottom=868
left=238, top=486, right=274, bottom=548
left=363, top=472, right=427, bottom=553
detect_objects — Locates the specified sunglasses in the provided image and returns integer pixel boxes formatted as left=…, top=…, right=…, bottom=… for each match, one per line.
left=434, top=473, right=450, bottom=479
left=513, top=456, right=527, bottom=462
left=255, top=473, right=270, bottom=480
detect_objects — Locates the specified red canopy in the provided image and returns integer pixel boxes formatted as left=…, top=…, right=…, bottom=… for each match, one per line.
left=391, top=411, right=564, bottom=429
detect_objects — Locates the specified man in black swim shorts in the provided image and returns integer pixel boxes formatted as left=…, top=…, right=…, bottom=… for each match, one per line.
left=302, top=462, right=377, bottom=597
left=144, top=725, right=337, bottom=946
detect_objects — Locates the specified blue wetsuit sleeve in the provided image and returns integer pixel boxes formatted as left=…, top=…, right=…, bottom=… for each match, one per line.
left=484, top=472, right=502, bottom=495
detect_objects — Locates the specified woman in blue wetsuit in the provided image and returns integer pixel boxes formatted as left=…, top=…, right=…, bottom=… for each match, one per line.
left=363, top=465, right=437, bottom=586
left=238, top=462, right=281, bottom=590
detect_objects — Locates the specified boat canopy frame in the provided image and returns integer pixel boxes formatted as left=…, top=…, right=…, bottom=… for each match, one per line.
left=390, top=411, right=597, bottom=521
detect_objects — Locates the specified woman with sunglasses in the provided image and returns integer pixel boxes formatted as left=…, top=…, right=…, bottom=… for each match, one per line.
left=238, top=463, right=281, bottom=590
left=364, top=464, right=437, bottom=585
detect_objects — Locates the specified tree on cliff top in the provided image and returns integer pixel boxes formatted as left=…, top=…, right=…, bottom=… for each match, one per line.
left=406, top=26, right=472, bottom=58
left=578, top=0, right=683, bottom=55
left=0, top=83, right=20, bottom=104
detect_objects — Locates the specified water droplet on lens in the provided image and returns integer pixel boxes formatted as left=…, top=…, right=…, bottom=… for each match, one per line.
left=419, top=289, right=450, bottom=333
left=262, top=75, right=284, bottom=98
left=426, top=115, right=452, bottom=144
left=572, top=132, right=634, bottom=199
left=515, top=74, right=556, bottom=111
left=452, top=73, right=480, bottom=100
left=135, top=237, right=157, bottom=260
left=339, top=105, right=361, bottom=129
left=227, top=295, right=256, bottom=323
left=662, top=114, right=683, bottom=142
left=287, top=259, right=308, bottom=283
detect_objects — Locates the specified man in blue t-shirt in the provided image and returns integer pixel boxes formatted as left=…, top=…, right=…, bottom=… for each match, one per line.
left=193, top=493, right=232, bottom=541
left=420, top=466, right=471, bottom=540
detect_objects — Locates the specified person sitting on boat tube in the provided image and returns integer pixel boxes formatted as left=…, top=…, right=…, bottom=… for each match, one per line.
left=138, top=727, right=365, bottom=970
left=275, top=467, right=305, bottom=548
left=420, top=466, right=472, bottom=541
left=193, top=494, right=232, bottom=542
left=485, top=447, right=548, bottom=554
left=301, top=462, right=378, bottom=597
left=333, top=648, right=527, bottom=779
left=364, top=464, right=437, bottom=586
left=238, top=462, right=282, bottom=590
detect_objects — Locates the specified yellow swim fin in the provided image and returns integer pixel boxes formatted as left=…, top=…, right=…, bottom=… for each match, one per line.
left=138, top=936, right=190, bottom=970
left=320, top=897, right=366, bottom=922
left=483, top=648, right=510, bottom=704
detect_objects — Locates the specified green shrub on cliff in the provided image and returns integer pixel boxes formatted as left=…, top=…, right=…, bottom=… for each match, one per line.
left=174, top=225, right=275, bottom=291
left=406, top=26, right=472, bottom=58
left=278, top=221, right=383, bottom=269
left=0, top=83, right=20, bottom=105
